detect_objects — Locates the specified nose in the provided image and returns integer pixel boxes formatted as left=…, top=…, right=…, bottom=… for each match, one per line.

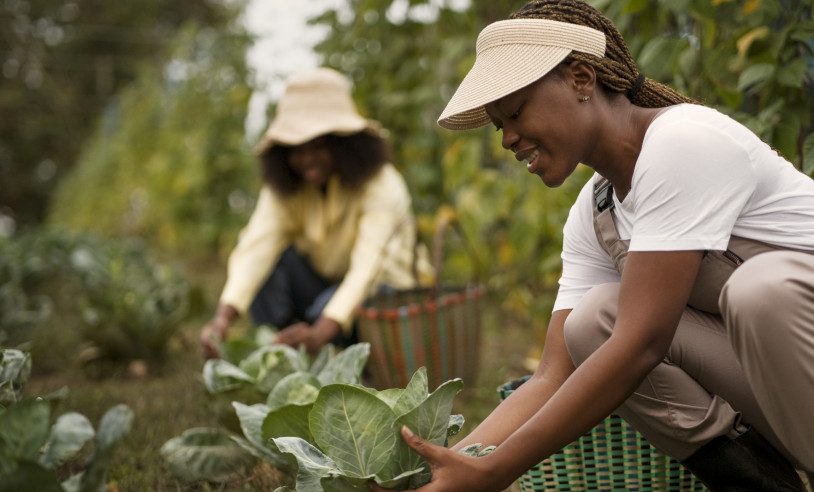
left=291, top=147, right=316, bottom=162
left=500, top=125, right=519, bottom=151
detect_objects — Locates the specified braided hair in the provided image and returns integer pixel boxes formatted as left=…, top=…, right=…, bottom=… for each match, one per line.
left=510, top=0, right=696, bottom=108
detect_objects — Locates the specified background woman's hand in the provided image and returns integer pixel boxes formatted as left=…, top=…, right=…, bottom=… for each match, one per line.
left=274, top=316, right=341, bottom=353
left=199, top=303, right=237, bottom=359
left=200, top=317, right=228, bottom=359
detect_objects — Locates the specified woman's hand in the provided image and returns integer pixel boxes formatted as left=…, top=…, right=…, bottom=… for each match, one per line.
left=274, top=316, right=341, bottom=353
left=370, top=426, right=502, bottom=492
left=200, top=304, right=237, bottom=359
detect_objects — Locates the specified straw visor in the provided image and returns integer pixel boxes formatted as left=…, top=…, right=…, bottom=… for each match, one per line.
left=438, top=19, right=606, bottom=130
left=256, top=67, right=377, bottom=154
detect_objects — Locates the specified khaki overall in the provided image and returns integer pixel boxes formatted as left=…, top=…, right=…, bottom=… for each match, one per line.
left=562, top=177, right=814, bottom=471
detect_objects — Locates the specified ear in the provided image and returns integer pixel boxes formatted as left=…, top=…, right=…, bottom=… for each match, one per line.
left=565, top=60, right=597, bottom=96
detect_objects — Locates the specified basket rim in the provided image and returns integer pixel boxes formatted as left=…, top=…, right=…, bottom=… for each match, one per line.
left=357, top=283, right=486, bottom=318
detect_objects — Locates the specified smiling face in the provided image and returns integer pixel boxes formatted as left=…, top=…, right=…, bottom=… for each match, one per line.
left=288, top=136, right=335, bottom=187
left=484, top=64, right=595, bottom=188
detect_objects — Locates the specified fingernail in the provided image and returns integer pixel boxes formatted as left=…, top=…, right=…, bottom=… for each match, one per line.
left=402, top=425, right=414, bottom=438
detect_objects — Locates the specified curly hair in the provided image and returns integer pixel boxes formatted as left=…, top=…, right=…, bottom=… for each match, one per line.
left=511, top=0, right=697, bottom=108
left=259, top=131, right=392, bottom=196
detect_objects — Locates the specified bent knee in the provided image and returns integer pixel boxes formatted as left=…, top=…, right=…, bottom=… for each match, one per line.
left=563, top=283, right=620, bottom=366
left=720, top=253, right=796, bottom=322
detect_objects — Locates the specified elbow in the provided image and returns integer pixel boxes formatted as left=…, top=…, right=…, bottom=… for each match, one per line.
left=622, top=330, right=673, bottom=375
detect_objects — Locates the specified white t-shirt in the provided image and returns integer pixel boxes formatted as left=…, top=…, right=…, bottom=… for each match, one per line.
left=553, top=104, right=814, bottom=312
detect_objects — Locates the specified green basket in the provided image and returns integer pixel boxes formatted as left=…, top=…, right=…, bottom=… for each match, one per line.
left=498, top=376, right=707, bottom=492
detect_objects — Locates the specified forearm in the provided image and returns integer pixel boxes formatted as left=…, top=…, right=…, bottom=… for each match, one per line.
left=214, top=303, right=238, bottom=324
left=452, top=373, right=562, bottom=451
left=452, top=310, right=574, bottom=451
left=483, top=334, right=660, bottom=488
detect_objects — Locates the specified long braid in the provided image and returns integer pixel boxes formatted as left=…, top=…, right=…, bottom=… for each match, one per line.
left=510, top=0, right=697, bottom=108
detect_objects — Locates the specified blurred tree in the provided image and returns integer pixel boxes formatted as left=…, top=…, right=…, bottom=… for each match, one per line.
left=47, top=20, right=256, bottom=256
left=0, top=0, right=235, bottom=227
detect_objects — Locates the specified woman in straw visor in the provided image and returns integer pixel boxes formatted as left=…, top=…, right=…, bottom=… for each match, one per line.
left=389, top=1, right=814, bottom=491
left=200, top=67, right=433, bottom=357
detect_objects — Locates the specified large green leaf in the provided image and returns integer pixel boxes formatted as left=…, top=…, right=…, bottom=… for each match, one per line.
left=315, top=342, right=370, bottom=386
left=232, top=403, right=272, bottom=451
left=736, top=63, right=776, bottom=92
left=0, top=460, right=63, bottom=492
left=72, top=404, right=133, bottom=492
left=321, top=474, right=373, bottom=491
left=266, top=371, right=321, bottom=410
left=310, top=384, right=397, bottom=478
left=376, top=388, right=404, bottom=409
left=273, top=436, right=345, bottom=491
left=202, top=359, right=255, bottom=393
left=39, top=412, right=95, bottom=469
left=385, top=378, right=464, bottom=486
left=161, top=427, right=257, bottom=483
left=309, top=344, right=336, bottom=376
left=263, top=403, right=314, bottom=444
left=392, top=366, right=428, bottom=416
left=0, top=399, right=50, bottom=461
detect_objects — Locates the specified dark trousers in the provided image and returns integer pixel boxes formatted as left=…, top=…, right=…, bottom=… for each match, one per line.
left=249, top=246, right=357, bottom=346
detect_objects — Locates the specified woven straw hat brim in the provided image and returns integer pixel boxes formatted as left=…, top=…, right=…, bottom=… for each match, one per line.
left=255, top=67, right=378, bottom=154
left=438, top=19, right=606, bottom=130
left=257, top=110, right=370, bottom=151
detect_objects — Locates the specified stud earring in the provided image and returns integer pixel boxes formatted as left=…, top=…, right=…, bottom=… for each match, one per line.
left=580, top=95, right=590, bottom=103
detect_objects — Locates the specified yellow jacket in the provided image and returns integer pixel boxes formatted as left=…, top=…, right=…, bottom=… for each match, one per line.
left=220, top=164, right=434, bottom=333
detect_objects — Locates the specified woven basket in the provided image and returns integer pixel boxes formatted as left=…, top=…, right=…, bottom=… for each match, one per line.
left=357, top=283, right=484, bottom=390
left=498, top=376, right=707, bottom=492
left=356, top=214, right=484, bottom=390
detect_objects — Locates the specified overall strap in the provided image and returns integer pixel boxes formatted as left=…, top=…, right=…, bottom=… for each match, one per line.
left=592, top=176, right=629, bottom=274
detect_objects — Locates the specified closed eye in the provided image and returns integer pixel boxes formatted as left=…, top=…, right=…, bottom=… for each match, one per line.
left=509, top=104, right=523, bottom=120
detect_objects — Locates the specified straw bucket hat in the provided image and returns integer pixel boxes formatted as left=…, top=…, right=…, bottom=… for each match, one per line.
left=256, top=67, right=380, bottom=154
left=438, top=18, right=606, bottom=130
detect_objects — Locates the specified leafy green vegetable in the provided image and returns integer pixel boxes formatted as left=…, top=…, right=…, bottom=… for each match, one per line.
left=160, top=427, right=256, bottom=484
left=169, top=342, right=373, bottom=482
left=270, top=367, right=465, bottom=491
left=0, top=399, right=133, bottom=491
left=203, top=342, right=366, bottom=397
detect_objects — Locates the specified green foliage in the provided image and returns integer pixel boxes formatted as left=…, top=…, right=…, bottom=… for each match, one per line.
left=48, top=21, right=257, bottom=256
left=0, top=398, right=133, bottom=492
left=0, top=0, right=238, bottom=225
left=0, top=227, right=192, bottom=364
left=593, top=0, right=814, bottom=169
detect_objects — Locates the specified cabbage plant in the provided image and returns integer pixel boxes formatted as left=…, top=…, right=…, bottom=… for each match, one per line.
left=164, top=342, right=372, bottom=483
left=0, top=400, right=133, bottom=491
left=263, top=367, right=464, bottom=491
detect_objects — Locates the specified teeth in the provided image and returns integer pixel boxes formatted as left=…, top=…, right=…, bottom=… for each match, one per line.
left=526, top=150, right=538, bottom=168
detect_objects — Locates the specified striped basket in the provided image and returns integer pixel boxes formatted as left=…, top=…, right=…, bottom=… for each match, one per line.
left=498, top=376, right=707, bottom=492
left=356, top=283, right=484, bottom=390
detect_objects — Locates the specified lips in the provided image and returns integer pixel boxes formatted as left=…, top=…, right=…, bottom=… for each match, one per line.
left=515, top=148, right=540, bottom=172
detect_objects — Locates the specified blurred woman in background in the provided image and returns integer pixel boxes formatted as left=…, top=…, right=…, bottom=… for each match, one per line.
left=201, top=67, right=433, bottom=357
